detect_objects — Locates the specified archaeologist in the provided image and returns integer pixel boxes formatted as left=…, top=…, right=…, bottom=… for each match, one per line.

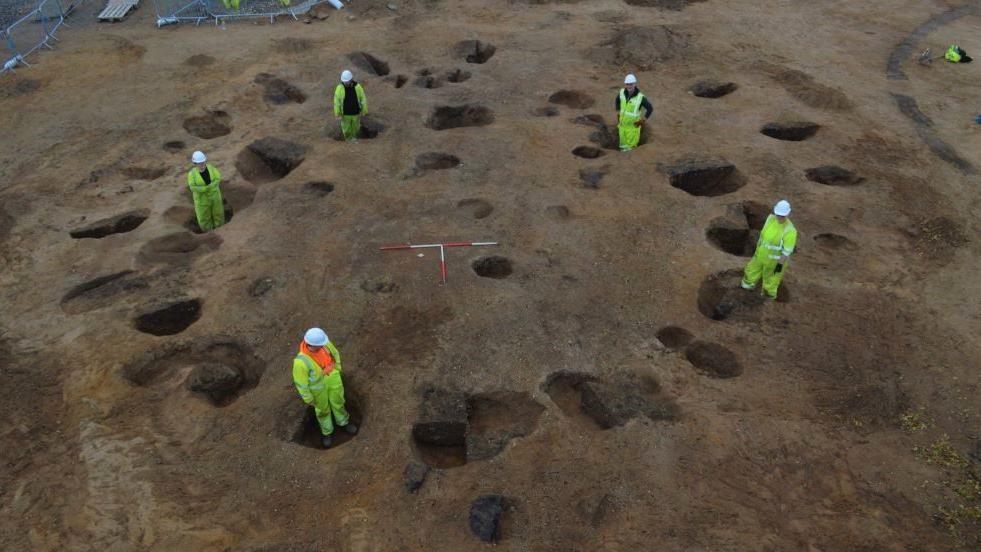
left=292, top=328, right=358, bottom=449
left=615, top=74, right=653, bottom=151
left=944, top=44, right=972, bottom=63
left=740, top=200, right=798, bottom=299
left=186, top=151, right=225, bottom=232
left=333, top=70, right=368, bottom=141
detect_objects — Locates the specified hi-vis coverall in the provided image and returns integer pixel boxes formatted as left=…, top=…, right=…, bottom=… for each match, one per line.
left=293, top=342, right=349, bottom=436
left=333, top=82, right=368, bottom=141
left=944, top=44, right=971, bottom=63
left=186, top=164, right=225, bottom=232
left=617, top=89, right=647, bottom=151
left=741, top=214, right=797, bottom=298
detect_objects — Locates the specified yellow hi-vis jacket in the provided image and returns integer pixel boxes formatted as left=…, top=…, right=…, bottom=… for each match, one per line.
left=333, top=83, right=367, bottom=117
left=755, top=214, right=798, bottom=262
left=186, top=164, right=221, bottom=194
left=292, top=342, right=342, bottom=405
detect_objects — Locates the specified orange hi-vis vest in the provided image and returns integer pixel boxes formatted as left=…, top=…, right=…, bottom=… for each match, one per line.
left=299, top=342, right=335, bottom=376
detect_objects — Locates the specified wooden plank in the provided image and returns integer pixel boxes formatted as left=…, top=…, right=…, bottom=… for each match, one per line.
left=98, top=0, right=139, bottom=21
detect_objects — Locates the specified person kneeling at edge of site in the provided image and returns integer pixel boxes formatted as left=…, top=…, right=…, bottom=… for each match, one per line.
left=945, top=44, right=973, bottom=63
left=741, top=200, right=798, bottom=299
left=615, top=73, right=653, bottom=152
left=293, top=328, right=358, bottom=449
left=186, top=151, right=225, bottom=232
left=333, top=70, right=368, bottom=142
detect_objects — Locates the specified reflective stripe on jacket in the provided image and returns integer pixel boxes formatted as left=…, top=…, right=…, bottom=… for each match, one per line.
left=618, top=89, right=646, bottom=122
left=756, top=214, right=798, bottom=261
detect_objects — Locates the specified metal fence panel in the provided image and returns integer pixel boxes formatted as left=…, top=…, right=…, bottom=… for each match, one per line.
left=154, top=0, right=340, bottom=26
left=3, top=0, right=336, bottom=74
left=6, top=10, right=50, bottom=58
left=37, top=0, right=65, bottom=37
left=2, top=0, right=76, bottom=74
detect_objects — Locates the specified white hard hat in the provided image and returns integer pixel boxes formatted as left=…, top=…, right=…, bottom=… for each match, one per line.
left=191, top=151, right=206, bottom=164
left=304, top=327, right=329, bottom=347
left=341, top=70, right=353, bottom=83
left=624, top=74, right=637, bottom=84
left=773, top=200, right=791, bottom=216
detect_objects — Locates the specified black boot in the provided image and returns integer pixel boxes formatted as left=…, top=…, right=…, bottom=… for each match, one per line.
left=321, top=435, right=333, bottom=449
left=341, top=422, right=359, bottom=435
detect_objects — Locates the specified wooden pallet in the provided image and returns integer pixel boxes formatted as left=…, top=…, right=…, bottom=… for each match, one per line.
left=98, top=0, right=140, bottom=21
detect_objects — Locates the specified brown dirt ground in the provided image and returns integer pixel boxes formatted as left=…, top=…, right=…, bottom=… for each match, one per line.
left=1, top=0, right=979, bottom=550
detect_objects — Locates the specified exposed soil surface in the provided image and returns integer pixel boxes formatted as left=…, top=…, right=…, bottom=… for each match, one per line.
left=0, top=1, right=979, bottom=550
left=426, top=104, right=495, bottom=130
left=253, top=73, right=307, bottom=105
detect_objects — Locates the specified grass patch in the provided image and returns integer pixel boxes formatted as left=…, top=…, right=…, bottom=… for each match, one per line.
left=914, top=435, right=970, bottom=469
left=912, top=433, right=980, bottom=546
left=900, top=408, right=929, bottom=432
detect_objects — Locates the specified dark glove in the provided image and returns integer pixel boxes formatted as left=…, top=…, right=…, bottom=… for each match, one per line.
left=634, top=119, right=644, bottom=127
left=774, top=264, right=783, bottom=273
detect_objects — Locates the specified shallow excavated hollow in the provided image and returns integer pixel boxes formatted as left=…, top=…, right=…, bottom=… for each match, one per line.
left=760, top=121, right=819, bottom=141
left=235, top=137, right=307, bottom=183
left=805, top=165, right=864, bottom=186
left=458, top=199, right=493, bottom=219
left=69, top=210, right=149, bottom=239
left=60, top=271, right=149, bottom=314
left=663, top=158, right=745, bottom=197
left=548, top=90, right=595, bottom=109
left=121, top=340, right=266, bottom=408
left=183, top=111, right=231, bottom=139
left=411, top=389, right=543, bottom=467
left=457, top=40, right=496, bottom=64
left=814, top=233, right=856, bottom=250
left=655, top=326, right=695, bottom=350
left=572, top=146, right=604, bottom=159
left=706, top=227, right=755, bottom=257
left=330, top=118, right=385, bottom=141
left=416, top=152, right=461, bottom=170
left=472, top=256, right=512, bottom=279
left=133, top=299, right=203, bottom=336
left=254, top=73, right=307, bottom=105
left=292, top=393, right=362, bottom=449
left=446, top=69, right=471, bottom=83
left=426, top=105, right=495, bottom=131
left=305, top=181, right=335, bottom=196
left=697, top=269, right=788, bottom=321
left=348, top=51, right=390, bottom=76
left=684, top=341, right=743, bottom=378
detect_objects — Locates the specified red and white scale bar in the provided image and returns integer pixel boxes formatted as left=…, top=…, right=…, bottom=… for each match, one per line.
left=378, top=241, right=498, bottom=285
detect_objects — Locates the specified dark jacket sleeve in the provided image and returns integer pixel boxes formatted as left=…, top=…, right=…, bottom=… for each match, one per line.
left=641, top=97, right=653, bottom=118
left=615, top=93, right=620, bottom=112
